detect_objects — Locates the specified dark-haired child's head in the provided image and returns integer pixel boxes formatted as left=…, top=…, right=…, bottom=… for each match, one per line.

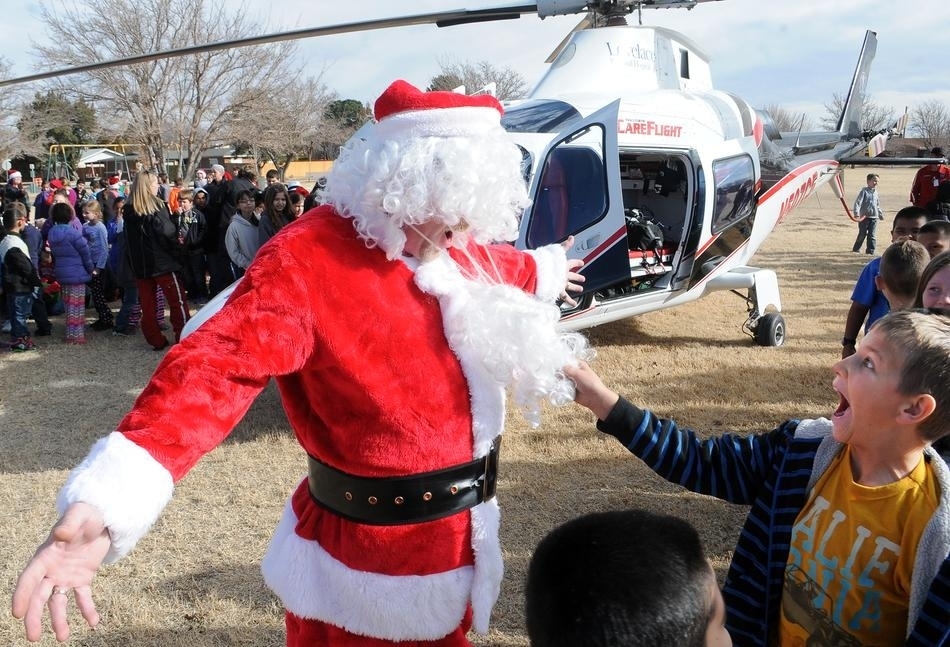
left=891, top=207, right=929, bottom=242
left=236, top=189, right=256, bottom=219
left=526, top=509, right=730, bottom=647
left=51, top=202, right=74, bottom=225
left=2, top=203, right=27, bottom=231
left=289, top=191, right=305, bottom=216
left=917, top=220, right=950, bottom=258
left=877, top=240, right=929, bottom=310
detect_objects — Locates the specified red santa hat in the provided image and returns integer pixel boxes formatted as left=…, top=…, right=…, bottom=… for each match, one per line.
left=372, top=80, right=504, bottom=140
left=48, top=178, right=63, bottom=190
left=108, top=175, right=121, bottom=189
left=8, top=170, right=21, bottom=182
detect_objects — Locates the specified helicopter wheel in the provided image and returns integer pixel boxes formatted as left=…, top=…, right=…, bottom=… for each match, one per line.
left=754, top=312, right=786, bottom=347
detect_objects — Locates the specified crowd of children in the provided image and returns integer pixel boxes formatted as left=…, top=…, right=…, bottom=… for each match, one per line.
left=1, top=171, right=312, bottom=352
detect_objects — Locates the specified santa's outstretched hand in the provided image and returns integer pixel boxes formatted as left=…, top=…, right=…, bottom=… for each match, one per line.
left=12, top=502, right=110, bottom=642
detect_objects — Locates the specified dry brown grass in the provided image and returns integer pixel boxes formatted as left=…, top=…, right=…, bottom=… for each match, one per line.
left=0, top=167, right=920, bottom=646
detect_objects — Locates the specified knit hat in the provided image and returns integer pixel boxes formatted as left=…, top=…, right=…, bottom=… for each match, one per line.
left=372, top=80, right=504, bottom=141
left=211, top=164, right=225, bottom=174
left=49, top=178, right=63, bottom=189
left=8, top=170, right=21, bottom=182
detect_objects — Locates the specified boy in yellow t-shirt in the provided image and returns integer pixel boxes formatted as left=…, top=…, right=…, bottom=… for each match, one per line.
left=565, top=309, right=950, bottom=646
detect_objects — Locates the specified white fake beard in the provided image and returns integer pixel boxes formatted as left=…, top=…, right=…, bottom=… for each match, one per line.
left=415, top=252, right=593, bottom=428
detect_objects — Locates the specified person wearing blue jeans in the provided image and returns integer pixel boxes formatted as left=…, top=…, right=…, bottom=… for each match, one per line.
left=852, top=173, right=884, bottom=254
left=1, top=205, right=41, bottom=351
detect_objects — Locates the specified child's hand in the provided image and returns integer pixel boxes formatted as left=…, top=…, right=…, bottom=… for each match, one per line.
left=563, top=361, right=619, bottom=421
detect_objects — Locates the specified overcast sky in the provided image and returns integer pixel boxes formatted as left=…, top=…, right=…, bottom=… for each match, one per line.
left=3, top=1, right=948, bottom=127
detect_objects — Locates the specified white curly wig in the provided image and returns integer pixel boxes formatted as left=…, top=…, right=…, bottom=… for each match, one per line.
left=322, top=85, right=530, bottom=259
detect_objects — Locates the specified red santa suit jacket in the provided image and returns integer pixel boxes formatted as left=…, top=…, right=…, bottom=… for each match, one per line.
left=57, top=205, right=567, bottom=641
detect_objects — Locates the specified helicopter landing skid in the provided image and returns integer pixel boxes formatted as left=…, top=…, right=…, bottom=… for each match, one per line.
left=706, top=266, right=786, bottom=347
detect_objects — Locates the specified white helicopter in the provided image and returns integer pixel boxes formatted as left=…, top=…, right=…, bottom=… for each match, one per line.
left=2, top=0, right=887, bottom=346
left=498, top=0, right=882, bottom=346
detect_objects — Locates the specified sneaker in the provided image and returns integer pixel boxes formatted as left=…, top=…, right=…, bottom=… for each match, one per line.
left=10, top=337, right=36, bottom=352
left=35, top=327, right=53, bottom=337
left=91, top=319, right=114, bottom=332
left=112, top=328, right=132, bottom=337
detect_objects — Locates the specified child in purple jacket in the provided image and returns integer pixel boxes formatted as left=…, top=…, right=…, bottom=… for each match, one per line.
left=47, top=202, right=93, bottom=344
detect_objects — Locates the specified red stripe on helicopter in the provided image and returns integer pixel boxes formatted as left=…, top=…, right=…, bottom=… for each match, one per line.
left=693, top=232, right=721, bottom=258
left=759, top=159, right=838, bottom=224
left=579, top=226, right=627, bottom=265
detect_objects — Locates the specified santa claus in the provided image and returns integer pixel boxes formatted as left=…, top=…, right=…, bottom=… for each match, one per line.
left=12, top=80, right=588, bottom=646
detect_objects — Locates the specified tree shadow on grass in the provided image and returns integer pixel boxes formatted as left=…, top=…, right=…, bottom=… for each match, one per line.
left=0, top=342, right=290, bottom=474
left=64, top=626, right=285, bottom=647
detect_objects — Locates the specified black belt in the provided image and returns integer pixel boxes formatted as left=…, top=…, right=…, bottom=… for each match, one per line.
left=307, top=436, right=501, bottom=526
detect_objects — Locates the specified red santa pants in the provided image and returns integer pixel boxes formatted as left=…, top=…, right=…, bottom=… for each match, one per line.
left=285, top=607, right=473, bottom=646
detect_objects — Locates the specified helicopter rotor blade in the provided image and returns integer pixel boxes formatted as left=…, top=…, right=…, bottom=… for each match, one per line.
left=544, top=13, right=593, bottom=64
left=0, top=5, right=549, bottom=89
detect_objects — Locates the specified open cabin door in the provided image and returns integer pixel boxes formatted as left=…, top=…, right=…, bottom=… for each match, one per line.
left=687, top=152, right=757, bottom=289
left=518, top=101, right=626, bottom=295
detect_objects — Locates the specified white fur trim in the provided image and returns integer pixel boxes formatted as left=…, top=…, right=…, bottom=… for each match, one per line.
left=374, top=106, right=501, bottom=141
left=262, top=496, right=475, bottom=641
left=413, top=255, right=509, bottom=628
left=527, top=244, right=568, bottom=303
left=792, top=417, right=832, bottom=439
left=414, top=255, right=506, bottom=455
left=56, top=432, right=174, bottom=564
left=469, top=500, right=503, bottom=633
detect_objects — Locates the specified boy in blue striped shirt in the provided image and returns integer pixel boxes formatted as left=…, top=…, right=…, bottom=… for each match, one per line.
left=565, top=308, right=950, bottom=646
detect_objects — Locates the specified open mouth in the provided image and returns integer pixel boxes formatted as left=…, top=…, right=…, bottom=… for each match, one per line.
left=834, top=392, right=850, bottom=417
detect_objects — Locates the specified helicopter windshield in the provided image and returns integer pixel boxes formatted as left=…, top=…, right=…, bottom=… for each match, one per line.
left=501, top=100, right=582, bottom=134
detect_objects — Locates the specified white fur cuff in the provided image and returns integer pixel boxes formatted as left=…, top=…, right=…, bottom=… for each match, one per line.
left=527, top=245, right=568, bottom=303
left=57, top=432, right=174, bottom=564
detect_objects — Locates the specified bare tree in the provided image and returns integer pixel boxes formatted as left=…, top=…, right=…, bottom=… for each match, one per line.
left=908, top=100, right=950, bottom=150
left=34, top=0, right=295, bottom=181
left=761, top=104, right=811, bottom=132
left=224, top=76, right=337, bottom=177
left=0, top=57, right=29, bottom=162
left=820, top=92, right=895, bottom=132
left=429, top=60, right=529, bottom=101
left=312, top=99, right=373, bottom=161
left=17, top=91, right=98, bottom=171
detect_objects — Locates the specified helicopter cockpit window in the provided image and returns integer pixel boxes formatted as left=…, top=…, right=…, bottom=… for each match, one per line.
left=527, top=130, right=608, bottom=248
left=501, top=100, right=583, bottom=134
left=711, top=155, right=755, bottom=235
